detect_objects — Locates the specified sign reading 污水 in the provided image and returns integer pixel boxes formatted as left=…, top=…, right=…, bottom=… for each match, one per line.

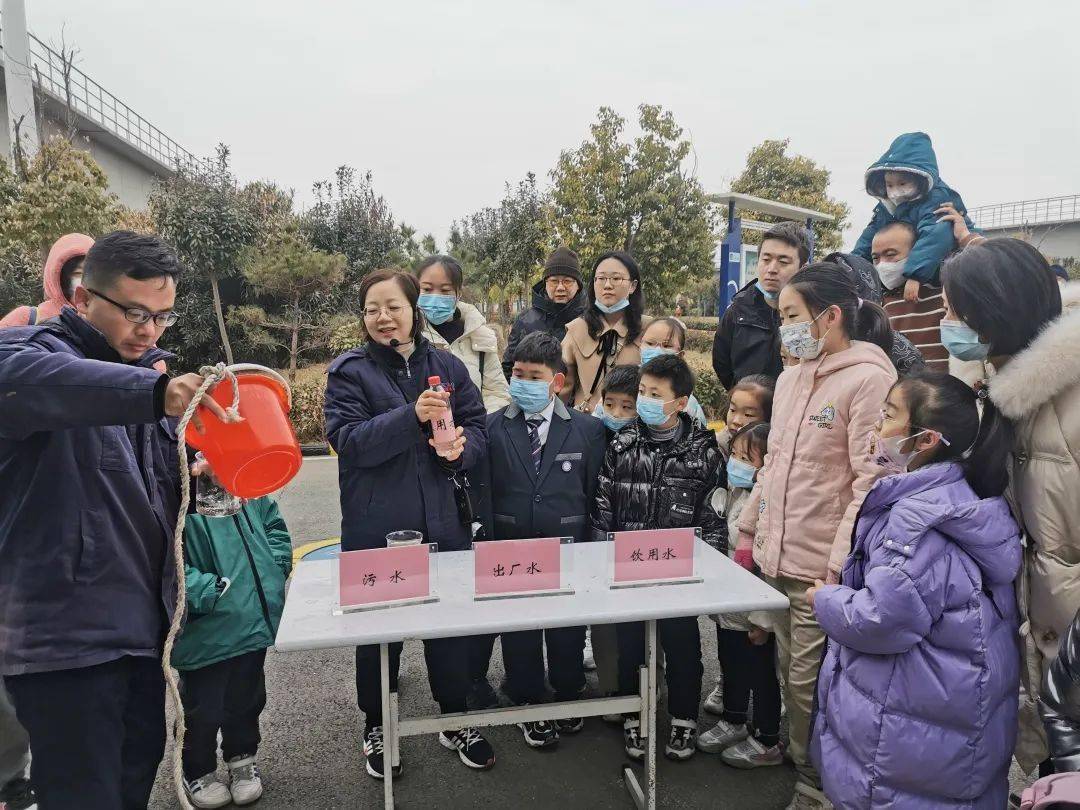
left=339, top=544, right=431, bottom=608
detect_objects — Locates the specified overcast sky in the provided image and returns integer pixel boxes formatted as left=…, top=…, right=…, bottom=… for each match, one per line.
left=28, top=0, right=1080, bottom=247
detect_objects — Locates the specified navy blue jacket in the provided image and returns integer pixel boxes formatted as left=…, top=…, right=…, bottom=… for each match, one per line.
left=0, top=309, right=178, bottom=676
left=325, top=339, right=487, bottom=552
left=476, top=398, right=606, bottom=544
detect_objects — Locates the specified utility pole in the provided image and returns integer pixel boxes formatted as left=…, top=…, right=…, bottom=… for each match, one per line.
left=2, top=0, right=41, bottom=161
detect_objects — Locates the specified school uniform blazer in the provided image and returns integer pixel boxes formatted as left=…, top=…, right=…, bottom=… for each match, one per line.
left=478, top=397, right=607, bottom=543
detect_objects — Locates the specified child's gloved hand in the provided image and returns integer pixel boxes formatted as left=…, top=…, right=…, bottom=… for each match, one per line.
left=733, top=547, right=754, bottom=571
left=903, top=278, right=921, bottom=303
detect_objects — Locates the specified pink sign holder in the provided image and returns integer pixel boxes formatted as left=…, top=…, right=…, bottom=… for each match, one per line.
left=334, top=543, right=439, bottom=614
left=608, top=528, right=702, bottom=588
left=472, top=536, right=574, bottom=600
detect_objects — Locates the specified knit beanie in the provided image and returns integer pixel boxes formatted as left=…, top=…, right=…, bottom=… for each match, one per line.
left=543, top=246, right=583, bottom=285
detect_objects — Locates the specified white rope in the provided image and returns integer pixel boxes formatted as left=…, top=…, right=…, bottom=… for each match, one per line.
left=163, top=363, right=240, bottom=810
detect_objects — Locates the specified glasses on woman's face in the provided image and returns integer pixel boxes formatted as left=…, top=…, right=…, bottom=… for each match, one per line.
left=86, top=288, right=179, bottom=327
left=363, top=304, right=407, bottom=319
left=595, top=275, right=630, bottom=288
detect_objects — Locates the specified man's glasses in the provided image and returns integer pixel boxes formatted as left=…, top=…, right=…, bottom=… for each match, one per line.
left=86, top=288, right=179, bottom=327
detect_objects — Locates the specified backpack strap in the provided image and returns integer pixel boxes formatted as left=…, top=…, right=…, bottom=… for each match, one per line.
left=27, top=306, right=37, bottom=326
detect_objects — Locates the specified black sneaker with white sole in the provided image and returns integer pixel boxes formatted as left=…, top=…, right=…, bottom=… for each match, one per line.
left=665, top=718, right=698, bottom=761
left=623, top=718, right=645, bottom=761
left=518, top=719, right=559, bottom=749
left=363, top=725, right=403, bottom=780
left=555, top=716, right=584, bottom=734
left=439, top=728, right=495, bottom=770
left=0, top=777, right=38, bottom=810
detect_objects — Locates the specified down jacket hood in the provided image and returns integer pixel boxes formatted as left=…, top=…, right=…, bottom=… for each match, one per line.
left=990, top=281, right=1080, bottom=420
left=865, top=132, right=952, bottom=209
left=860, top=462, right=1022, bottom=586
left=43, top=233, right=94, bottom=305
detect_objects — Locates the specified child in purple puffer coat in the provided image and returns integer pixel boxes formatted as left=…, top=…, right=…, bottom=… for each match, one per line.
left=807, top=370, right=1022, bottom=810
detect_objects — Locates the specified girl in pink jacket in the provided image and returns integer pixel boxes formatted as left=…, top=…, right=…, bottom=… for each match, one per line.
left=0, top=233, right=94, bottom=328
left=736, top=263, right=896, bottom=810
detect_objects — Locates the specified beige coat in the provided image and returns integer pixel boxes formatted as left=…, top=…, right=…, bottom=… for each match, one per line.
left=561, top=316, right=642, bottom=411
left=990, top=281, right=1080, bottom=771
left=422, top=301, right=511, bottom=413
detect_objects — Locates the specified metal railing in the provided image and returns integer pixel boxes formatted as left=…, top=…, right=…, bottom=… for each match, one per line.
left=1, top=19, right=195, bottom=171
left=969, top=195, right=1080, bottom=230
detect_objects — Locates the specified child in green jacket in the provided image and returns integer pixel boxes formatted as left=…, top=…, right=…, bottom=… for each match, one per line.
left=174, top=497, right=293, bottom=809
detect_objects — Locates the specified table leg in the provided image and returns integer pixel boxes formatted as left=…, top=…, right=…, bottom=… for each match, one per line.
left=623, top=619, right=659, bottom=810
left=645, top=618, right=657, bottom=810
left=380, top=643, right=394, bottom=809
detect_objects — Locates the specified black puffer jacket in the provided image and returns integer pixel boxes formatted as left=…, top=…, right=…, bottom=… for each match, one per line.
left=501, top=281, right=588, bottom=379
left=591, top=413, right=726, bottom=552
left=1041, top=605, right=1080, bottom=772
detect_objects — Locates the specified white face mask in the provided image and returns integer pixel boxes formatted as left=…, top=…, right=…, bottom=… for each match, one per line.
left=887, top=189, right=918, bottom=205
left=875, top=259, right=907, bottom=291
left=779, top=308, right=832, bottom=360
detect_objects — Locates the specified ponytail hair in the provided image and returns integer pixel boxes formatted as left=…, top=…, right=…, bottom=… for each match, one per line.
left=786, top=262, right=893, bottom=357
left=893, top=371, right=1013, bottom=498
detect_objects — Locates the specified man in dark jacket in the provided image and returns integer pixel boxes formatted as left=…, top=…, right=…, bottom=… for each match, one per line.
left=478, top=332, right=605, bottom=749
left=0, top=231, right=230, bottom=809
left=591, top=354, right=725, bottom=762
left=712, top=221, right=810, bottom=389
left=501, top=246, right=588, bottom=379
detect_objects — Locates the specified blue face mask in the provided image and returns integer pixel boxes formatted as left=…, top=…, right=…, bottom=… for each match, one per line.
left=418, top=293, right=458, bottom=326
left=640, top=346, right=674, bottom=366
left=595, top=297, right=630, bottom=314
left=509, top=377, right=553, bottom=414
left=636, top=395, right=677, bottom=426
left=597, top=407, right=633, bottom=432
left=940, top=319, right=990, bottom=361
left=756, top=281, right=778, bottom=302
left=726, top=457, right=758, bottom=490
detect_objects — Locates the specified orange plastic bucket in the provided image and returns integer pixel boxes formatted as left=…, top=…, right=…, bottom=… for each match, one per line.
left=184, top=366, right=303, bottom=498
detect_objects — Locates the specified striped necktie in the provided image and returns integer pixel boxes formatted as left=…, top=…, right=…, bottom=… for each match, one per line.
left=526, top=415, right=545, bottom=475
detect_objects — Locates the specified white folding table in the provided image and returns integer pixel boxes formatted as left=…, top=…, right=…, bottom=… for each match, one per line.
left=275, top=541, right=787, bottom=809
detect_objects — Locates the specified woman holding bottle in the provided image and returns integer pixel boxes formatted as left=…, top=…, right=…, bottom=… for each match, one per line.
left=324, top=268, right=494, bottom=781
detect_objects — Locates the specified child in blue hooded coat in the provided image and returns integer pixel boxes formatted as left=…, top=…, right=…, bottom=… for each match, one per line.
left=852, top=132, right=977, bottom=300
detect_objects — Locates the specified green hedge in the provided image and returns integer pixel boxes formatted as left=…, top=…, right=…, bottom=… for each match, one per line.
left=290, top=376, right=327, bottom=444
left=684, top=350, right=728, bottom=421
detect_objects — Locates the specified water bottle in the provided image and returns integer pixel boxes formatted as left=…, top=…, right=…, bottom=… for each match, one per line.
left=195, top=452, right=243, bottom=517
left=427, top=376, right=457, bottom=458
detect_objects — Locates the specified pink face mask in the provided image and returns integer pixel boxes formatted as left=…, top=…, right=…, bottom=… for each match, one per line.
left=870, top=428, right=950, bottom=474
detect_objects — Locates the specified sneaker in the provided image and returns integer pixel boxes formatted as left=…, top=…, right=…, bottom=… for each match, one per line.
left=583, top=630, right=597, bottom=671
left=363, top=725, right=403, bottom=780
left=720, top=737, right=784, bottom=769
left=439, top=728, right=495, bottom=770
left=785, top=782, right=834, bottom=810
left=518, top=719, right=559, bottom=749
left=0, top=777, right=37, bottom=810
left=703, top=681, right=724, bottom=715
left=665, top=718, right=698, bottom=761
left=623, top=718, right=645, bottom=762
left=183, top=772, right=232, bottom=809
left=467, top=678, right=499, bottom=710
left=555, top=716, right=584, bottom=734
left=696, top=717, right=748, bottom=753
left=227, top=755, right=264, bottom=805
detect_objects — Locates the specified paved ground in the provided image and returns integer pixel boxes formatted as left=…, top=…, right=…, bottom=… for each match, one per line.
left=150, top=458, right=1030, bottom=809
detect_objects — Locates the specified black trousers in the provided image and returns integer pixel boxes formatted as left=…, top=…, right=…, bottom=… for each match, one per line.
left=468, top=634, right=498, bottom=683
left=616, top=618, right=702, bottom=721
left=355, top=637, right=470, bottom=728
left=716, top=627, right=781, bottom=746
left=178, top=649, right=267, bottom=779
left=501, top=626, right=586, bottom=704
left=6, top=655, right=165, bottom=810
